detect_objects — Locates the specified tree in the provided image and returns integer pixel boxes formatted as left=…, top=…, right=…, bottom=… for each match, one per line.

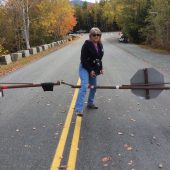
left=111, top=0, right=150, bottom=43
left=143, top=0, right=170, bottom=49
left=0, top=0, right=77, bottom=53
left=73, top=0, right=117, bottom=32
left=5, top=0, right=40, bottom=49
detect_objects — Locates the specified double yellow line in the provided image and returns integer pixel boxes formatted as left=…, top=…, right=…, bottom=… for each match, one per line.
left=50, top=79, right=82, bottom=170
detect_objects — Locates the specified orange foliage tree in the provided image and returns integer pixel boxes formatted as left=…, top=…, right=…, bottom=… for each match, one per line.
left=0, top=0, right=77, bottom=52
left=31, top=0, right=77, bottom=44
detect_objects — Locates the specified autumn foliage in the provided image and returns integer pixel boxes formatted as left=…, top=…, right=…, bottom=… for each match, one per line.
left=0, top=0, right=77, bottom=53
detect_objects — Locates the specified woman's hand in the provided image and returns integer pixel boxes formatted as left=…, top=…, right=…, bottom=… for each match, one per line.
left=90, top=70, right=96, bottom=77
left=100, top=70, right=104, bottom=75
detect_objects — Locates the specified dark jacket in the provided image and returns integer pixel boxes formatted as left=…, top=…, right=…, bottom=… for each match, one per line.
left=81, top=40, right=104, bottom=75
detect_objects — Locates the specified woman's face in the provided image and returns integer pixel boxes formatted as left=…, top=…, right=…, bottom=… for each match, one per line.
left=90, top=33, right=101, bottom=43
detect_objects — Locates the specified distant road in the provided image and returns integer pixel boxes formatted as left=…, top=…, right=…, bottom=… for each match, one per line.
left=0, top=33, right=170, bottom=170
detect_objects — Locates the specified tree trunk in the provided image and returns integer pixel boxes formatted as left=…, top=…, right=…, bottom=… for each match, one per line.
left=22, top=0, right=30, bottom=49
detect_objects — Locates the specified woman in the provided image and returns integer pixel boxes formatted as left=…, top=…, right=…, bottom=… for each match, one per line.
left=75, top=27, right=104, bottom=117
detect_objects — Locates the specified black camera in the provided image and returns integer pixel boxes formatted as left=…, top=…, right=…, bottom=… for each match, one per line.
left=93, top=59, right=102, bottom=75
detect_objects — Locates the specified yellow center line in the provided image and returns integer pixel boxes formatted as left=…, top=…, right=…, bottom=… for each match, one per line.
left=67, top=114, right=82, bottom=170
left=50, top=79, right=80, bottom=170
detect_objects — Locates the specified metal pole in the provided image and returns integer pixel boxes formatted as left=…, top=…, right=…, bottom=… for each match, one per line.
left=68, top=85, right=170, bottom=90
left=0, top=81, right=60, bottom=90
left=144, top=68, right=150, bottom=99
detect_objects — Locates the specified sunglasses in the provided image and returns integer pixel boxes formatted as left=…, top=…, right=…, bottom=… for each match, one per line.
left=92, top=34, right=101, bottom=37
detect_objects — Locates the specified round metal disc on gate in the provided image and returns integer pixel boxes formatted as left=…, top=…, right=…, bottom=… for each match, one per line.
left=130, top=68, right=164, bottom=99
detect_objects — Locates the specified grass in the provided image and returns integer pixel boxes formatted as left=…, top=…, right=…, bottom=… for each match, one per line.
left=0, top=38, right=79, bottom=77
left=139, top=44, right=170, bottom=55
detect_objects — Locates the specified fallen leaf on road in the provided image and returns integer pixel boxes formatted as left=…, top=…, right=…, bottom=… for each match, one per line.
left=24, top=144, right=31, bottom=148
left=159, top=163, right=163, bottom=168
left=118, top=132, right=123, bottom=135
left=127, top=147, right=133, bottom=151
left=59, top=165, right=67, bottom=169
left=103, top=164, right=108, bottom=167
left=153, top=136, right=156, bottom=140
left=128, top=160, right=133, bottom=165
left=130, top=118, right=136, bottom=122
left=124, top=144, right=133, bottom=151
left=124, top=144, right=129, bottom=148
left=101, top=156, right=112, bottom=162
left=130, top=134, right=135, bottom=137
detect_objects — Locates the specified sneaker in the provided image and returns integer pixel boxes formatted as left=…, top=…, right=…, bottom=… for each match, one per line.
left=76, top=112, right=83, bottom=117
left=87, top=104, right=98, bottom=109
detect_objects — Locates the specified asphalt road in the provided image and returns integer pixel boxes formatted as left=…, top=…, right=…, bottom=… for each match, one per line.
left=0, top=33, right=170, bottom=170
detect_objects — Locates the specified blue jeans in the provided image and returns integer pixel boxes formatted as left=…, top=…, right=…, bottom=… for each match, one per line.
left=75, top=64, right=97, bottom=113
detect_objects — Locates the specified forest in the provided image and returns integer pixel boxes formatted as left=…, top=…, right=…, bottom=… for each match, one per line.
left=0, top=0, right=77, bottom=54
left=0, top=0, right=169, bottom=54
left=74, top=0, right=170, bottom=50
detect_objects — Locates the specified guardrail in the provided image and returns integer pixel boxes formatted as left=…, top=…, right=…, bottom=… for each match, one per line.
left=0, top=37, right=74, bottom=65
